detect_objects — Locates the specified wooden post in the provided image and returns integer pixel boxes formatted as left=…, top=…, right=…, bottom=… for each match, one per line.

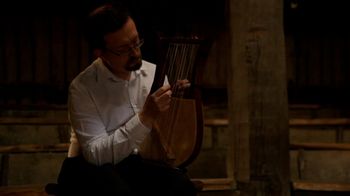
left=227, top=0, right=290, bottom=195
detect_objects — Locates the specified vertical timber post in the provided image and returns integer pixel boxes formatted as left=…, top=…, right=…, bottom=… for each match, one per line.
left=227, top=0, right=290, bottom=195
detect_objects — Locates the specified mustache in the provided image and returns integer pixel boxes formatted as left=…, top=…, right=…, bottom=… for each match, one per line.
left=129, top=55, right=142, bottom=62
left=125, top=56, right=142, bottom=71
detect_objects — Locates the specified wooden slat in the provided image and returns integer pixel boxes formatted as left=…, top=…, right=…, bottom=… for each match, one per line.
left=0, top=184, right=47, bottom=196
left=0, top=143, right=69, bottom=153
left=0, top=179, right=233, bottom=195
left=293, top=181, right=350, bottom=192
left=191, top=178, right=233, bottom=191
left=290, top=142, right=350, bottom=150
left=204, top=118, right=229, bottom=126
left=0, top=117, right=68, bottom=125
left=288, top=104, right=321, bottom=110
left=289, top=118, right=350, bottom=126
left=204, top=118, right=350, bottom=127
left=0, top=104, right=67, bottom=110
left=2, top=117, right=350, bottom=127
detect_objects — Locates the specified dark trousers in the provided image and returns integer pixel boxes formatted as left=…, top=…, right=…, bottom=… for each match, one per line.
left=52, top=154, right=196, bottom=196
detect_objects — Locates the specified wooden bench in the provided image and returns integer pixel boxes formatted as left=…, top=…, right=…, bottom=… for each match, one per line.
left=204, top=117, right=350, bottom=195
left=0, top=116, right=235, bottom=193
left=0, top=184, right=48, bottom=196
left=290, top=142, right=350, bottom=151
left=292, top=181, right=350, bottom=196
left=289, top=118, right=350, bottom=127
left=204, top=117, right=350, bottom=127
left=288, top=104, right=321, bottom=110
left=0, top=117, right=69, bottom=125
left=292, top=181, right=350, bottom=192
left=289, top=122, right=350, bottom=195
left=0, top=178, right=234, bottom=195
left=0, top=143, right=69, bottom=154
left=191, top=177, right=233, bottom=191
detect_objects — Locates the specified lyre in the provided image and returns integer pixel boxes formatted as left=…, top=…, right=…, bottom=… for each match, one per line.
left=139, top=35, right=211, bottom=168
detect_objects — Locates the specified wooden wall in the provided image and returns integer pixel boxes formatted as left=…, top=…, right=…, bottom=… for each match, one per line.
left=285, top=0, right=350, bottom=105
left=0, top=0, right=227, bottom=106
left=0, top=1, right=92, bottom=106
left=1, top=0, right=350, bottom=107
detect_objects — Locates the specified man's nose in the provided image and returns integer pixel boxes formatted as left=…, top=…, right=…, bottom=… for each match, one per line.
left=129, top=47, right=140, bottom=57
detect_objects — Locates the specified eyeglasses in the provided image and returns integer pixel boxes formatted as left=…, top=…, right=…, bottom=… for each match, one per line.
left=106, top=39, right=144, bottom=56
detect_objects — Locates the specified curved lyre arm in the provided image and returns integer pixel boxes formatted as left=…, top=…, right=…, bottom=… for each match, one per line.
left=149, top=36, right=170, bottom=94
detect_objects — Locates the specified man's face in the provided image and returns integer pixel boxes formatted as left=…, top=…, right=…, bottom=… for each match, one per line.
left=102, top=17, right=143, bottom=77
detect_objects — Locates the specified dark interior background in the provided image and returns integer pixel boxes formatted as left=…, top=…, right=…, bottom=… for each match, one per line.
left=1, top=0, right=350, bottom=108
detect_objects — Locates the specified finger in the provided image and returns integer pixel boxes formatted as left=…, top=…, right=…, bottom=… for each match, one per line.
left=178, top=79, right=189, bottom=84
left=154, top=84, right=171, bottom=97
left=175, top=80, right=191, bottom=90
left=181, top=83, right=191, bottom=88
left=158, top=90, right=172, bottom=102
left=159, top=104, right=171, bottom=112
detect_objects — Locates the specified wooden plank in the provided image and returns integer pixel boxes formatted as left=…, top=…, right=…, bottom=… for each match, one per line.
left=0, top=117, right=68, bottom=125
left=288, top=104, right=321, bottom=110
left=66, top=17, right=80, bottom=83
left=0, top=179, right=233, bottom=195
left=204, top=118, right=350, bottom=127
left=0, top=184, right=48, bottom=196
left=290, top=142, right=350, bottom=150
left=289, top=118, right=350, bottom=126
left=18, top=17, right=34, bottom=84
left=51, top=16, right=65, bottom=86
left=3, top=19, right=18, bottom=85
left=204, top=118, right=229, bottom=126
left=33, top=17, right=50, bottom=84
left=292, top=181, right=350, bottom=192
left=191, top=178, right=234, bottom=191
left=3, top=117, right=350, bottom=127
left=0, top=104, right=67, bottom=110
left=0, top=143, right=69, bottom=153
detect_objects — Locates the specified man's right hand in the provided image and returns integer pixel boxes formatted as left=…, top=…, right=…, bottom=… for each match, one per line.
left=139, top=84, right=172, bottom=128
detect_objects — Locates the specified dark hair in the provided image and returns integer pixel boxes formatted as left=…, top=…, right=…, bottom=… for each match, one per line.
left=84, top=3, right=130, bottom=49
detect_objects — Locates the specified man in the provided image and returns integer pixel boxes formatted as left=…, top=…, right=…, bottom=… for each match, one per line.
left=51, top=3, right=197, bottom=196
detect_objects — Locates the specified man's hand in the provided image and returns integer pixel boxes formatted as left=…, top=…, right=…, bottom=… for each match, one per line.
left=174, top=79, right=191, bottom=91
left=139, top=84, right=172, bottom=128
left=172, top=79, right=191, bottom=97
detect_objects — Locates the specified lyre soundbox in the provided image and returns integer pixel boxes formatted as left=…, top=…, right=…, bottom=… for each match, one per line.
left=139, top=35, right=212, bottom=168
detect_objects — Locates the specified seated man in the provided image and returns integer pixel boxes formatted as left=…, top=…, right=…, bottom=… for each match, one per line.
left=49, top=3, right=196, bottom=196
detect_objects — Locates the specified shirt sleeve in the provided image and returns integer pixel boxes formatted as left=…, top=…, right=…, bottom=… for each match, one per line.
left=68, top=81, right=151, bottom=166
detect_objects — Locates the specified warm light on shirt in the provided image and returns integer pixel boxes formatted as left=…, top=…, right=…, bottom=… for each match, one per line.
left=67, top=58, right=156, bottom=166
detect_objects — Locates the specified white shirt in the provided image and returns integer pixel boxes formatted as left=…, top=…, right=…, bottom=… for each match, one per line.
left=67, top=57, right=156, bottom=166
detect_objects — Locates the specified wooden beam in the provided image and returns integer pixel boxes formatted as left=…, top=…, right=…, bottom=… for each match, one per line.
left=289, top=118, right=350, bottom=126
left=292, top=181, right=350, bottom=192
left=290, top=142, right=350, bottom=150
left=204, top=118, right=229, bottom=126
left=288, top=104, right=321, bottom=110
left=0, top=117, right=69, bottom=125
left=0, top=179, right=234, bottom=195
left=2, top=117, right=350, bottom=127
left=228, top=0, right=290, bottom=194
left=0, top=143, right=69, bottom=153
left=204, top=118, right=350, bottom=127
left=191, top=178, right=234, bottom=191
left=0, top=184, right=48, bottom=196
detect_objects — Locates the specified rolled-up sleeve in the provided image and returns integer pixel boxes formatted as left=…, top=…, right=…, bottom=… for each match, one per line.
left=68, top=81, right=151, bottom=166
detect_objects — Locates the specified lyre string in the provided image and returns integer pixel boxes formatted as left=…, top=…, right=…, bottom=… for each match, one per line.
left=162, top=42, right=200, bottom=148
